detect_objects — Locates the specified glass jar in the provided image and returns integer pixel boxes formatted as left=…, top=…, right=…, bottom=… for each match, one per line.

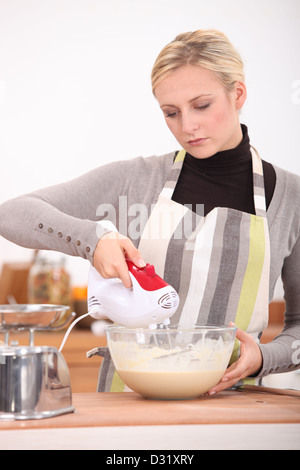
left=28, top=255, right=71, bottom=306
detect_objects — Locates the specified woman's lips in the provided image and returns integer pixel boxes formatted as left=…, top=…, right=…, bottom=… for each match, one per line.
left=188, top=138, right=207, bottom=146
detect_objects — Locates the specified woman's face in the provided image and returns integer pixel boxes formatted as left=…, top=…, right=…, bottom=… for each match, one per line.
left=155, top=64, right=246, bottom=159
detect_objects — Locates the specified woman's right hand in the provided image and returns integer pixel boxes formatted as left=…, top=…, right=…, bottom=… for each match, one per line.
left=93, top=231, right=146, bottom=288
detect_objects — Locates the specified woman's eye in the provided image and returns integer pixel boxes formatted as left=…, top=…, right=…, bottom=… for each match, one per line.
left=164, top=103, right=210, bottom=118
left=195, top=104, right=210, bottom=111
left=165, top=111, right=177, bottom=118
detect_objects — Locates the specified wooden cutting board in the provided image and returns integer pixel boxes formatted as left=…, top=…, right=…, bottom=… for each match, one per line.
left=1, top=390, right=300, bottom=430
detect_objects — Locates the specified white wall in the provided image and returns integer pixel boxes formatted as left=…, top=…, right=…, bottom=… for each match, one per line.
left=0, top=0, right=299, bottom=290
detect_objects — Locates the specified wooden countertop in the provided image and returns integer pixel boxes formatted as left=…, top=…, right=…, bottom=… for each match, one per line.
left=1, top=389, right=300, bottom=431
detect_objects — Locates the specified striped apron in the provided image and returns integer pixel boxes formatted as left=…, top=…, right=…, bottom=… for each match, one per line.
left=92, top=146, right=270, bottom=391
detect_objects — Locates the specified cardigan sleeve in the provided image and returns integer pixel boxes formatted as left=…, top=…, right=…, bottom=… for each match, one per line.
left=0, top=158, right=137, bottom=263
left=0, top=153, right=173, bottom=263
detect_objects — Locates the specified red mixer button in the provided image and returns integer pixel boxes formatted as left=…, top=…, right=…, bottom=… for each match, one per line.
left=126, top=259, right=168, bottom=291
left=145, top=264, right=156, bottom=277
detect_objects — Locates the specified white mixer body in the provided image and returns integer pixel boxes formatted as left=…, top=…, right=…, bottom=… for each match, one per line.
left=87, top=262, right=179, bottom=328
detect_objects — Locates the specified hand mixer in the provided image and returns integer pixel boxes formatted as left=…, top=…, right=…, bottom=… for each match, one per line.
left=59, top=259, right=179, bottom=351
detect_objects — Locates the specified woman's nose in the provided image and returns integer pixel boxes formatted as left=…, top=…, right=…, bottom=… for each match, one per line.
left=181, top=111, right=200, bottom=134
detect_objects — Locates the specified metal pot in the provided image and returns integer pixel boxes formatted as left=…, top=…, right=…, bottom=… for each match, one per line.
left=0, top=346, right=74, bottom=420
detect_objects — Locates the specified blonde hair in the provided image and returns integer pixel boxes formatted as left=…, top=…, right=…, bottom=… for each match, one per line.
left=151, top=29, right=245, bottom=94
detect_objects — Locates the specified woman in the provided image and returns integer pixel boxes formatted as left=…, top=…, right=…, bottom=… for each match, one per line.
left=0, top=29, right=299, bottom=394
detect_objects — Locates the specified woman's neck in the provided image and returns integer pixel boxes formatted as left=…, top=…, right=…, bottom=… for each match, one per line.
left=185, top=124, right=251, bottom=175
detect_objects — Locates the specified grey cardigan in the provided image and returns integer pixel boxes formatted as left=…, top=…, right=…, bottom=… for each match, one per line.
left=1, top=151, right=300, bottom=378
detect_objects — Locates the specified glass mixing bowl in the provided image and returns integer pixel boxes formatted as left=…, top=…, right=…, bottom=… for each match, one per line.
left=105, top=325, right=236, bottom=400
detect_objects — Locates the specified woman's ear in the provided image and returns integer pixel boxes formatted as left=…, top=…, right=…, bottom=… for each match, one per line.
left=234, top=81, right=247, bottom=110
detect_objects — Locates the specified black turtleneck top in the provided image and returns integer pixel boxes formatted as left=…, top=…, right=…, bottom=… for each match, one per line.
left=172, top=125, right=276, bottom=216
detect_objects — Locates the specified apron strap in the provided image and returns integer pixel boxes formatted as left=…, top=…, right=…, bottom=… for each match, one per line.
left=250, top=146, right=267, bottom=217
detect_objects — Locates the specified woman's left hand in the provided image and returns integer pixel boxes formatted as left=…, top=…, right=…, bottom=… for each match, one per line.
left=208, top=323, right=263, bottom=395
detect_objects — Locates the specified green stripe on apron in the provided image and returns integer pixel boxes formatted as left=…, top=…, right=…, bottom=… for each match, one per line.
left=110, top=370, right=126, bottom=392
left=235, top=215, right=266, bottom=331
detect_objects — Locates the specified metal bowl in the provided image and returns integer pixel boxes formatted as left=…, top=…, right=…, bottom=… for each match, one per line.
left=0, top=304, right=71, bottom=331
left=106, top=325, right=237, bottom=400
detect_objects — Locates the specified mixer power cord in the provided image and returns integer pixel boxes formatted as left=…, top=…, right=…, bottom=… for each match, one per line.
left=58, top=312, right=91, bottom=352
left=59, top=305, right=104, bottom=352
